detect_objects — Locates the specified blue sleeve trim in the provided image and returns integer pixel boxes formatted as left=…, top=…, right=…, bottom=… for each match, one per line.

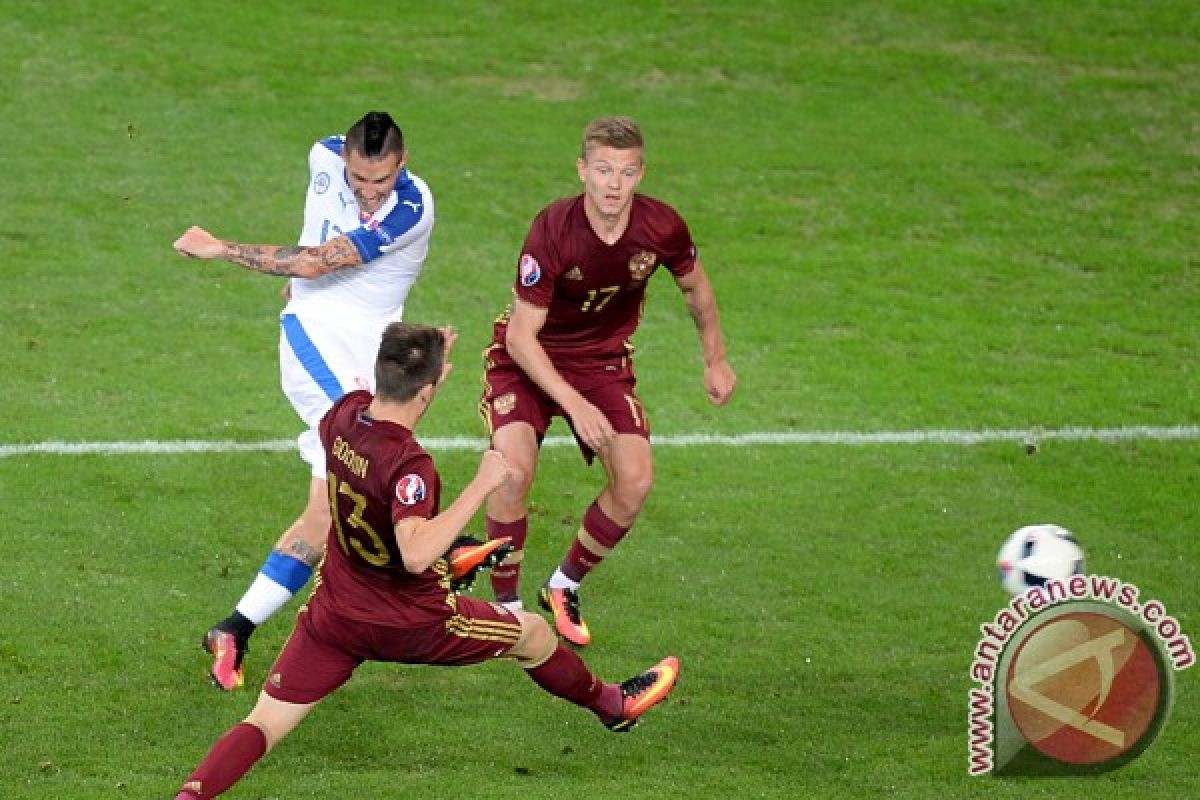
left=318, top=135, right=345, bottom=156
left=262, top=551, right=314, bottom=593
left=346, top=173, right=429, bottom=264
left=345, top=227, right=380, bottom=262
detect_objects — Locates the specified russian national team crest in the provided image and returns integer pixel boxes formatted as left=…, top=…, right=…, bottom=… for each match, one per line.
left=628, top=251, right=656, bottom=283
left=395, top=474, right=427, bottom=506
left=519, top=254, right=541, bottom=286
left=493, top=392, right=517, bottom=415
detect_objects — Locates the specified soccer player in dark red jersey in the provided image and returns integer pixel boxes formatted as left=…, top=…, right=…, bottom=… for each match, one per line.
left=480, top=116, right=737, bottom=646
left=174, top=322, right=679, bottom=800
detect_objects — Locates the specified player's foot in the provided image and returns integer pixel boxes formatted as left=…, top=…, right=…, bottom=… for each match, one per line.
left=603, top=656, right=681, bottom=732
left=448, top=536, right=512, bottom=591
left=202, top=627, right=247, bottom=691
left=538, top=585, right=591, bottom=646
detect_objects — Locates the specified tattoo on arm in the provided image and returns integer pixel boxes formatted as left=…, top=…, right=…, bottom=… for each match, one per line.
left=315, top=237, right=362, bottom=275
left=224, top=237, right=362, bottom=278
left=286, top=538, right=325, bottom=568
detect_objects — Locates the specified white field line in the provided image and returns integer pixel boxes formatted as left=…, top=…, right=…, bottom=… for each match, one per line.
left=1, top=426, right=1197, bottom=458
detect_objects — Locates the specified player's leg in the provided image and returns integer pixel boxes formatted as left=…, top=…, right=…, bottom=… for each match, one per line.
left=202, top=314, right=354, bottom=689
left=508, top=609, right=679, bottom=732
left=542, top=429, right=653, bottom=646
left=204, top=474, right=328, bottom=690
left=180, top=600, right=356, bottom=799
left=398, top=596, right=675, bottom=730
left=174, top=693, right=319, bottom=800
left=485, top=421, right=540, bottom=609
left=480, top=357, right=553, bottom=610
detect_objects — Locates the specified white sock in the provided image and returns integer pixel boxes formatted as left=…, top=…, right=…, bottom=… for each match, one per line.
left=500, top=600, right=524, bottom=612
left=546, top=569, right=580, bottom=591
left=234, top=574, right=294, bottom=625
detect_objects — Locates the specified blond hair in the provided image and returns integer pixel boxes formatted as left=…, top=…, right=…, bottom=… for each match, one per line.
left=581, top=116, right=644, bottom=159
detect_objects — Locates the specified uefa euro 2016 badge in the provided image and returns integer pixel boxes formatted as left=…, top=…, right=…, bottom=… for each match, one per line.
left=519, top=254, right=541, bottom=286
left=628, top=251, right=656, bottom=284
left=395, top=474, right=427, bottom=505
left=313, top=172, right=330, bottom=195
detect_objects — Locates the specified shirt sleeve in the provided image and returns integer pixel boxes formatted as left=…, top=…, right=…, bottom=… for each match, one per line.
left=661, top=206, right=697, bottom=278
left=511, top=208, right=563, bottom=308
left=345, top=175, right=433, bottom=263
left=389, top=453, right=439, bottom=524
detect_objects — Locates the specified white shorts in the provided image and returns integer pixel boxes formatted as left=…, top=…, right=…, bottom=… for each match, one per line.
left=279, top=311, right=388, bottom=477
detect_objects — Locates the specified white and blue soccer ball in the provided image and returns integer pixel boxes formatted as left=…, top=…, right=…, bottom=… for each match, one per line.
left=996, top=523, right=1085, bottom=596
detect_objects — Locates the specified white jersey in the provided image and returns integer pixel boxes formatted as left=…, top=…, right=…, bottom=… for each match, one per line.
left=285, top=135, right=434, bottom=322
left=277, top=135, right=435, bottom=475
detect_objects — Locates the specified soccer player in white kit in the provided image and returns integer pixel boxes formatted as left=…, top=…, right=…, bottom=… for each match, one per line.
left=173, top=111, right=434, bottom=689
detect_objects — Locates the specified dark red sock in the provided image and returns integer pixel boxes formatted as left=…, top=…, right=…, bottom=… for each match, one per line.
left=560, top=502, right=629, bottom=582
left=525, top=643, right=620, bottom=718
left=487, top=516, right=528, bottom=603
left=177, top=722, right=267, bottom=798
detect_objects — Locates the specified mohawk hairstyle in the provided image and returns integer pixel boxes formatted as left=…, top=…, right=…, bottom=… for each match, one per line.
left=345, top=111, right=405, bottom=159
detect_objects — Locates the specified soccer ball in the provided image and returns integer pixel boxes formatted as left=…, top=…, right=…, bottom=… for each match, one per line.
left=996, top=524, right=1085, bottom=596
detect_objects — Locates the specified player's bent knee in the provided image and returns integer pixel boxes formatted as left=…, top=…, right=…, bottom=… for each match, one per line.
left=490, top=478, right=534, bottom=518
left=244, top=693, right=316, bottom=752
left=508, top=611, right=556, bottom=667
left=612, top=473, right=654, bottom=517
left=626, top=471, right=655, bottom=504
left=502, top=477, right=534, bottom=505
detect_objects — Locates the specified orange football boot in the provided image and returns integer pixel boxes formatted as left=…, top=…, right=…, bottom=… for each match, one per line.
left=539, top=585, right=591, bottom=646
left=604, top=656, right=681, bottom=732
left=202, top=628, right=246, bottom=691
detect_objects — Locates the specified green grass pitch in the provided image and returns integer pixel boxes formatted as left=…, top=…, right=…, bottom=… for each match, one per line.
left=0, top=2, right=1195, bottom=798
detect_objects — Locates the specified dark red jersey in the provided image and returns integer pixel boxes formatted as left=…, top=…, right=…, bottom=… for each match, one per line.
left=491, top=193, right=697, bottom=363
left=316, top=390, right=455, bottom=626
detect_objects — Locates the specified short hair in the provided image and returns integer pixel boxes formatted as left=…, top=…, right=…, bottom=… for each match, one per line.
left=374, top=323, right=445, bottom=403
left=345, top=111, right=405, bottom=159
left=581, top=116, right=644, bottom=160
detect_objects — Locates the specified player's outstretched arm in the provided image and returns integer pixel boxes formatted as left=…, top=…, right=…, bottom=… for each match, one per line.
left=173, top=225, right=363, bottom=278
left=393, top=451, right=516, bottom=574
left=675, top=260, right=736, bottom=406
left=505, top=298, right=616, bottom=450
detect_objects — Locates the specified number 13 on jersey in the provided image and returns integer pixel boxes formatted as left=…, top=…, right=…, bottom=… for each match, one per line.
left=327, top=472, right=391, bottom=567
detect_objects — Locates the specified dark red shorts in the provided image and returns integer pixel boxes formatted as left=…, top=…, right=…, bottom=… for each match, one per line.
left=479, top=345, right=650, bottom=462
left=264, top=593, right=522, bottom=704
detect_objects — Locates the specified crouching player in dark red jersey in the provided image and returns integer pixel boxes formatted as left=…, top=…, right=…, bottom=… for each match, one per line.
left=480, top=116, right=737, bottom=645
left=175, top=323, right=679, bottom=800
